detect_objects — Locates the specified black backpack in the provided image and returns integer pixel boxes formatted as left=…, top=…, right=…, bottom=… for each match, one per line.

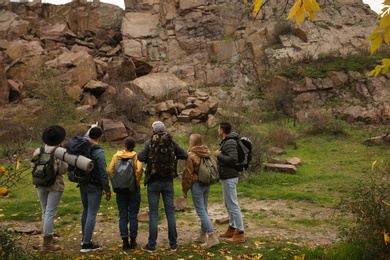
left=31, top=145, right=57, bottom=187
left=66, top=136, right=100, bottom=185
left=235, top=137, right=253, bottom=171
left=112, top=157, right=136, bottom=193
left=148, top=133, right=176, bottom=177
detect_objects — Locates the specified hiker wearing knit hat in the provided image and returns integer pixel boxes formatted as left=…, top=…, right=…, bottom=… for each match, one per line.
left=152, top=121, right=166, bottom=134
left=137, top=120, right=188, bottom=252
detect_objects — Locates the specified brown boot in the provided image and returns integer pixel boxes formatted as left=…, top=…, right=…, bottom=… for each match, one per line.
left=219, top=226, right=236, bottom=238
left=225, top=229, right=246, bottom=243
left=41, top=235, right=61, bottom=252
left=201, top=232, right=220, bottom=249
left=193, top=231, right=207, bottom=243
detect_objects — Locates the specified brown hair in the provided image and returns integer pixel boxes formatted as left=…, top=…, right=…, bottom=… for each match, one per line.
left=124, top=136, right=136, bottom=151
left=189, top=134, right=203, bottom=150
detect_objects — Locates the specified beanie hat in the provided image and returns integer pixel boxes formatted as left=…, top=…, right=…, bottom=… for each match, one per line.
left=152, top=121, right=166, bottom=134
left=42, top=125, right=66, bottom=146
left=89, top=127, right=103, bottom=139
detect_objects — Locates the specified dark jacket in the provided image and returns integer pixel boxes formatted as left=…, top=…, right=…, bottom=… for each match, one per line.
left=137, top=133, right=188, bottom=185
left=217, top=132, right=239, bottom=179
left=79, top=131, right=111, bottom=193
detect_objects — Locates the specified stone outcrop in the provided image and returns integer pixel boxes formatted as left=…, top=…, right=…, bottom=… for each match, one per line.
left=0, top=0, right=389, bottom=139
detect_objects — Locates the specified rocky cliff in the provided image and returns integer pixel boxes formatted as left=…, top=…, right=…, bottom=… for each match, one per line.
left=0, top=0, right=389, bottom=141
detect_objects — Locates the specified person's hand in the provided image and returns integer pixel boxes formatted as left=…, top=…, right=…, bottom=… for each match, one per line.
left=214, top=150, right=221, bottom=157
left=90, top=121, right=98, bottom=128
left=105, top=191, right=111, bottom=201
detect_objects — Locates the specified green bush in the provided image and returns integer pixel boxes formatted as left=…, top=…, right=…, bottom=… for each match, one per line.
left=304, top=111, right=347, bottom=135
left=0, top=227, right=27, bottom=260
left=338, top=161, right=390, bottom=259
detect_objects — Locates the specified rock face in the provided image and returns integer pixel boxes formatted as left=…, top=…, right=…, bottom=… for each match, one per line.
left=0, top=0, right=389, bottom=136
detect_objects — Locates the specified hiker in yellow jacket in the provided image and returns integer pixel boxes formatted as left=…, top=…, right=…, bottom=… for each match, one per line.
left=108, top=136, right=143, bottom=250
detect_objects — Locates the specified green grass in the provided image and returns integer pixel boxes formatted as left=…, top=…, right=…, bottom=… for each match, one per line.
left=276, top=52, right=390, bottom=79
left=0, top=122, right=389, bottom=259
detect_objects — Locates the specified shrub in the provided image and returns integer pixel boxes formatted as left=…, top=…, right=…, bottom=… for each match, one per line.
left=338, top=161, right=390, bottom=259
left=111, top=87, right=147, bottom=122
left=304, top=111, right=347, bottom=135
left=267, top=125, right=296, bottom=149
left=0, top=227, right=26, bottom=260
left=31, top=67, right=78, bottom=128
left=263, top=83, right=294, bottom=119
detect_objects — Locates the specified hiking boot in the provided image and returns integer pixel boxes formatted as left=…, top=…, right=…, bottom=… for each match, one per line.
left=219, top=226, right=236, bottom=238
left=225, top=230, right=246, bottom=243
left=201, top=232, right=220, bottom=249
left=80, top=242, right=101, bottom=253
left=41, top=235, right=60, bottom=252
left=122, top=237, right=130, bottom=251
left=130, top=237, right=137, bottom=249
left=193, top=231, right=207, bottom=243
left=141, top=244, right=156, bottom=253
left=170, top=244, right=178, bottom=252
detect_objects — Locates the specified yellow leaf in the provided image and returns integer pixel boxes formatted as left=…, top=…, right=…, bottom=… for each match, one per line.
left=0, top=187, right=8, bottom=196
left=372, top=160, right=380, bottom=170
left=384, top=231, right=390, bottom=245
left=295, top=6, right=306, bottom=25
left=11, top=213, right=18, bottom=217
left=0, top=166, right=6, bottom=175
left=294, top=254, right=305, bottom=260
left=371, top=33, right=383, bottom=54
left=243, top=0, right=248, bottom=3
left=287, top=0, right=302, bottom=20
left=16, top=159, right=21, bottom=170
left=253, top=0, right=262, bottom=17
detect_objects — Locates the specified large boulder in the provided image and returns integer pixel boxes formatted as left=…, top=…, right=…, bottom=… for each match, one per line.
left=45, top=51, right=97, bottom=89
left=130, top=73, right=188, bottom=101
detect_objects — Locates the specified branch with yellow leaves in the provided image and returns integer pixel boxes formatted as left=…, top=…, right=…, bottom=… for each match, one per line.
left=367, top=1, right=390, bottom=76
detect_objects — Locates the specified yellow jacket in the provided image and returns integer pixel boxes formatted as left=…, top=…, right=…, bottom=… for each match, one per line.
left=108, top=150, right=143, bottom=187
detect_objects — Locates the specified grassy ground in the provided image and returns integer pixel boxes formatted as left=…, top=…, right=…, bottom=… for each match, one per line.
left=0, top=122, right=389, bottom=259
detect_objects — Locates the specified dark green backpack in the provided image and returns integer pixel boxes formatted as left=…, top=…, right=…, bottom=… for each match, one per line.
left=148, top=133, right=176, bottom=177
left=197, top=157, right=219, bottom=185
left=31, top=146, right=57, bottom=187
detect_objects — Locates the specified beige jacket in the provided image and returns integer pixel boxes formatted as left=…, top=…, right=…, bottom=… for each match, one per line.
left=181, top=145, right=211, bottom=196
left=32, top=145, right=68, bottom=191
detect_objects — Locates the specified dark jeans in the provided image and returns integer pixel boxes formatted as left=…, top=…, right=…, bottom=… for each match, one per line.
left=116, top=187, right=141, bottom=238
left=146, top=181, right=177, bottom=249
left=79, top=183, right=103, bottom=244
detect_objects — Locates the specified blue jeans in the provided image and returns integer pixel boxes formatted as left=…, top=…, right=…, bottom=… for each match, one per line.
left=221, top=178, right=244, bottom=232
left=116, top=187, right=141, bottom=238
left=37, top=187, right=63, bottom=236
left=191, top=182, right=214, bottom=233
left=79, top=184, right=103, bottom=244
left=147, top=181, right=177, bottom=249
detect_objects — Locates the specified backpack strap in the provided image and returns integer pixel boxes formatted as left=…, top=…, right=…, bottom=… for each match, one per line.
left=39, top=145, right=45, bottom=154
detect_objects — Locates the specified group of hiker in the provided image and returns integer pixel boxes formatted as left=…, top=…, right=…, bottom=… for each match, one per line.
left=32, top=120, right=246, bottom=254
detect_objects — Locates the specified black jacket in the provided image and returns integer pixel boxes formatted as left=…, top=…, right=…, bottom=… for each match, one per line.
left=137, top=133, right=188, bottom=185
left=217, top=132, right=239, bottom=179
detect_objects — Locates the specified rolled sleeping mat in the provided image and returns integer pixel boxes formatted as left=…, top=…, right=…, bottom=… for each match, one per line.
left=54, top=147, right=94, bottom=172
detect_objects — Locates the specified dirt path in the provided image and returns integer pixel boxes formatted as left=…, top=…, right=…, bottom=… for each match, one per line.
left=3, top=198, right=342, bottom=256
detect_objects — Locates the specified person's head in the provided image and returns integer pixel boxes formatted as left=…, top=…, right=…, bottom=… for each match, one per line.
left=189, top=134, right=203, bottom=149
left=218, top=122, right=231, bottom=137
left=152, top=121, right=166, bottom=134
left=89, top=127, right=103, bottom=141
left=124, top=136, right=136, bottom=151
left=42, top=125, right=66, bottom=146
